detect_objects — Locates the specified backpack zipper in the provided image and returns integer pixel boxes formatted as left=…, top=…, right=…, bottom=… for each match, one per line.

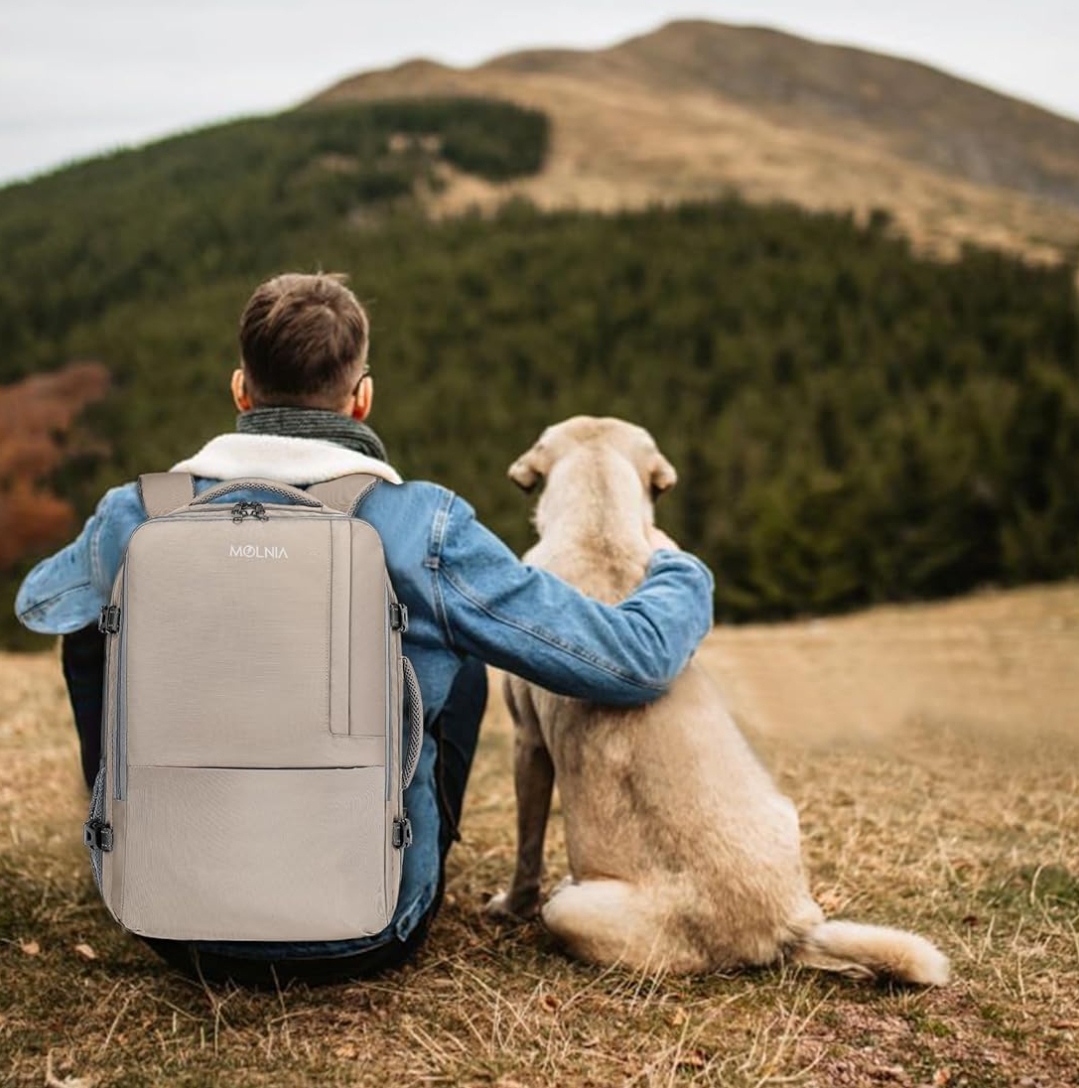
left=384, top=586, right=392, bottom=803
left=114, top=574, right=129, bottom=799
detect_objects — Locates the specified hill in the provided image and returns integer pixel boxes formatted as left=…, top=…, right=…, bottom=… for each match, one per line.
left=0, top=96, right=551, bottom=647
left=2, top=93, right=1078, bottom=649
left=313, top=20, right=1079, bottom=261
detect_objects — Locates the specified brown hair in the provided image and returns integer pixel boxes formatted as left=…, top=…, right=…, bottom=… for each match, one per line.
left=238, top=273, right=369, bottom=409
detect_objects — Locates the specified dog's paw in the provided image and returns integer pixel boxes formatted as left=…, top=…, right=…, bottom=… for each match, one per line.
left=484, top=891, right=539, bottom=924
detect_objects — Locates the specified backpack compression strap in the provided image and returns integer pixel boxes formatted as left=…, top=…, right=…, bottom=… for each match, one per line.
left=138, top=472, right=196, bottom=518
left=305, top=473, right=380, bottom=516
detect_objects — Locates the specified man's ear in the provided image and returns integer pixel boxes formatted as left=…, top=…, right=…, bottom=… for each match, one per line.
left=231, top=368, right=252, bottom=412
left=650, top=451, right=678, bottom=499
left=508, top=442, right=550, bottom=493
left=350, top=374, right=373, bottom=422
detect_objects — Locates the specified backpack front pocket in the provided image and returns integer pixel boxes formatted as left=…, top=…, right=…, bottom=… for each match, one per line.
left=114, top=765, right=392, bottom=941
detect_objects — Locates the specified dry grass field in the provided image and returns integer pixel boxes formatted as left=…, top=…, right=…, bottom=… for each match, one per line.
left=2, top=584, right=1078, bottom=1087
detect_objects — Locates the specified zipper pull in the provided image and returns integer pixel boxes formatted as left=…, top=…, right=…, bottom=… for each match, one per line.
left=231, top=501, right=270, bottom=522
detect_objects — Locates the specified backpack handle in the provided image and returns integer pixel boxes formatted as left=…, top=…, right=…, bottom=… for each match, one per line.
left=401, top=656, right=424, bottom=790
left=188, top=478, right=325, bottom=509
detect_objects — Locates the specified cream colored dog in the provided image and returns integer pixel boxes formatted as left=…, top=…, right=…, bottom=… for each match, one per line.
left=486, top=416, right=949, bottom=985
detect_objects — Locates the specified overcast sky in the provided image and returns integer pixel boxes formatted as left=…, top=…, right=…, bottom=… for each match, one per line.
left=1, top=0, right=1076, bottom=188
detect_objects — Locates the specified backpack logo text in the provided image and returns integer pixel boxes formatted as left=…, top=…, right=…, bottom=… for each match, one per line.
left=229, top=544, right=289, bottom=559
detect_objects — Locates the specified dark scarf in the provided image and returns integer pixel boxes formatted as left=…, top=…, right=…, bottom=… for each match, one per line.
left=236, top=407, right=388, bottom=462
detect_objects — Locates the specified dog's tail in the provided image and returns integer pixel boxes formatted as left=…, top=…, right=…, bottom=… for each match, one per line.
left=790, top=919, right=950, bottom=986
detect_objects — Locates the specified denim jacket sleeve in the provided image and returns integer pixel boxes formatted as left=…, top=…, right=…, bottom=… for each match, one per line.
left=15, top=483, right=144, bottom=635
left=432, top=494, right=715, bottom=705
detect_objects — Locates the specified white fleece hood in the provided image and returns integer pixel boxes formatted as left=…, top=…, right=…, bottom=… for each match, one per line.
left=170, top=433, right=402, bottom=486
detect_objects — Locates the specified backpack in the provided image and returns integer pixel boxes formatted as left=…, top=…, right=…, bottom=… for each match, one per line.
left=82, top=472, right=423, bottom=942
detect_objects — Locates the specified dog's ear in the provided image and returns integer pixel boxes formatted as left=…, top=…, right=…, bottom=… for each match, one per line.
left=649, top=451, right=678, bottom=499
left=508, top=441, right=551, bottom=493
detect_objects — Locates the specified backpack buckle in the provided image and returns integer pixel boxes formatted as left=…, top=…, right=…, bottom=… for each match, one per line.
left=97, top=605, right=121, bottom=634
left=392, top=817, right=413, bottom=849
left=83, top=819, right=114, bottom=852
left=390, top=603, right=409, bottom=633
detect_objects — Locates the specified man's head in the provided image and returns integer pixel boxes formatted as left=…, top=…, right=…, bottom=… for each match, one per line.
left=232, top=273, right=372, bottom=418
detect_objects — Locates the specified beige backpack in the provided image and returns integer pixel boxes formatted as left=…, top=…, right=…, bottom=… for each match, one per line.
left=82, top=473, right=422, bottom=941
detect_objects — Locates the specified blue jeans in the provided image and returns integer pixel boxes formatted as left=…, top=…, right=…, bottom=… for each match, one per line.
left=61, top=625, right=487, bottom=984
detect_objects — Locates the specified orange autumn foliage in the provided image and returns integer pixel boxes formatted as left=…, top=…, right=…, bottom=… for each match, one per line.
left=0, top=362, right=111, bottom=570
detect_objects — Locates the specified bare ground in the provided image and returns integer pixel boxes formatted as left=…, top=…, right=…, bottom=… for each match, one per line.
left=2, top=584, right=1078, bottom=1087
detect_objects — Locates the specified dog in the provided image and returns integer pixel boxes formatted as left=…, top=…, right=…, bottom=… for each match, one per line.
left=485, top=416, right=949, bottom=985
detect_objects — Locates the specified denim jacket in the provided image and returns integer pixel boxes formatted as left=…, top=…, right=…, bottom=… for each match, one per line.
left=15, top=434, right=715, bottom=959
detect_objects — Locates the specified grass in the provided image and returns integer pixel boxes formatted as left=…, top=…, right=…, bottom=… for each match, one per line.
left=2, top=584, right=1078, bottom=1086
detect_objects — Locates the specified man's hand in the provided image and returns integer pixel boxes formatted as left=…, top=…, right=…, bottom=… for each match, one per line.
left=646, top=525, right=680, bottom=553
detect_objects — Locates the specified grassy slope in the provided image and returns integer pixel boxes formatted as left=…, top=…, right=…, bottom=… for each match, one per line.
left=313, top=21, right=1079, bottom=262
left=2, top=584, right=1077, bottom=1087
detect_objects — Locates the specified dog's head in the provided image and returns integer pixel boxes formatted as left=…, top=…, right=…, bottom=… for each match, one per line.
left=508, top=416, right=677, bottom=506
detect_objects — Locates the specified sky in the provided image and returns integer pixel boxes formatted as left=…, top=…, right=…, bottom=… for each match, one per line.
left=1, top=0, right=1077, bottom=188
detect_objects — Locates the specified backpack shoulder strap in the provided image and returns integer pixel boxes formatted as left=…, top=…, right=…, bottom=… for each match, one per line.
left=306, top=473, right=380, bottom=516
left=138, top=472, right=195, bottom=518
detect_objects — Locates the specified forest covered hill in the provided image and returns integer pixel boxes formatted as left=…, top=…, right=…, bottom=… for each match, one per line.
left=314, top=20, right=1079, bottom=261
left=1, top=95, right=1078, bottom=649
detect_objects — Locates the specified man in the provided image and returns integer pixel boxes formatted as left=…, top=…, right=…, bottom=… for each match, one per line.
left=15, top=272, right=715, bottom=985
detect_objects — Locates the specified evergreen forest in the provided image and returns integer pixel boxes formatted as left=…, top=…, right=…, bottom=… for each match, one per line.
left=2, top=97, right=1077, bottom=646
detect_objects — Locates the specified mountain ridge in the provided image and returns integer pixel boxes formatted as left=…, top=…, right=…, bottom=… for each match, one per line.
left=311, top=19, right=1079, bottom=260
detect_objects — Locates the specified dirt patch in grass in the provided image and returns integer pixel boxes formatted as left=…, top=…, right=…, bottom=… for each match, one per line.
left=2, top=587, right=1078, bottom=1086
